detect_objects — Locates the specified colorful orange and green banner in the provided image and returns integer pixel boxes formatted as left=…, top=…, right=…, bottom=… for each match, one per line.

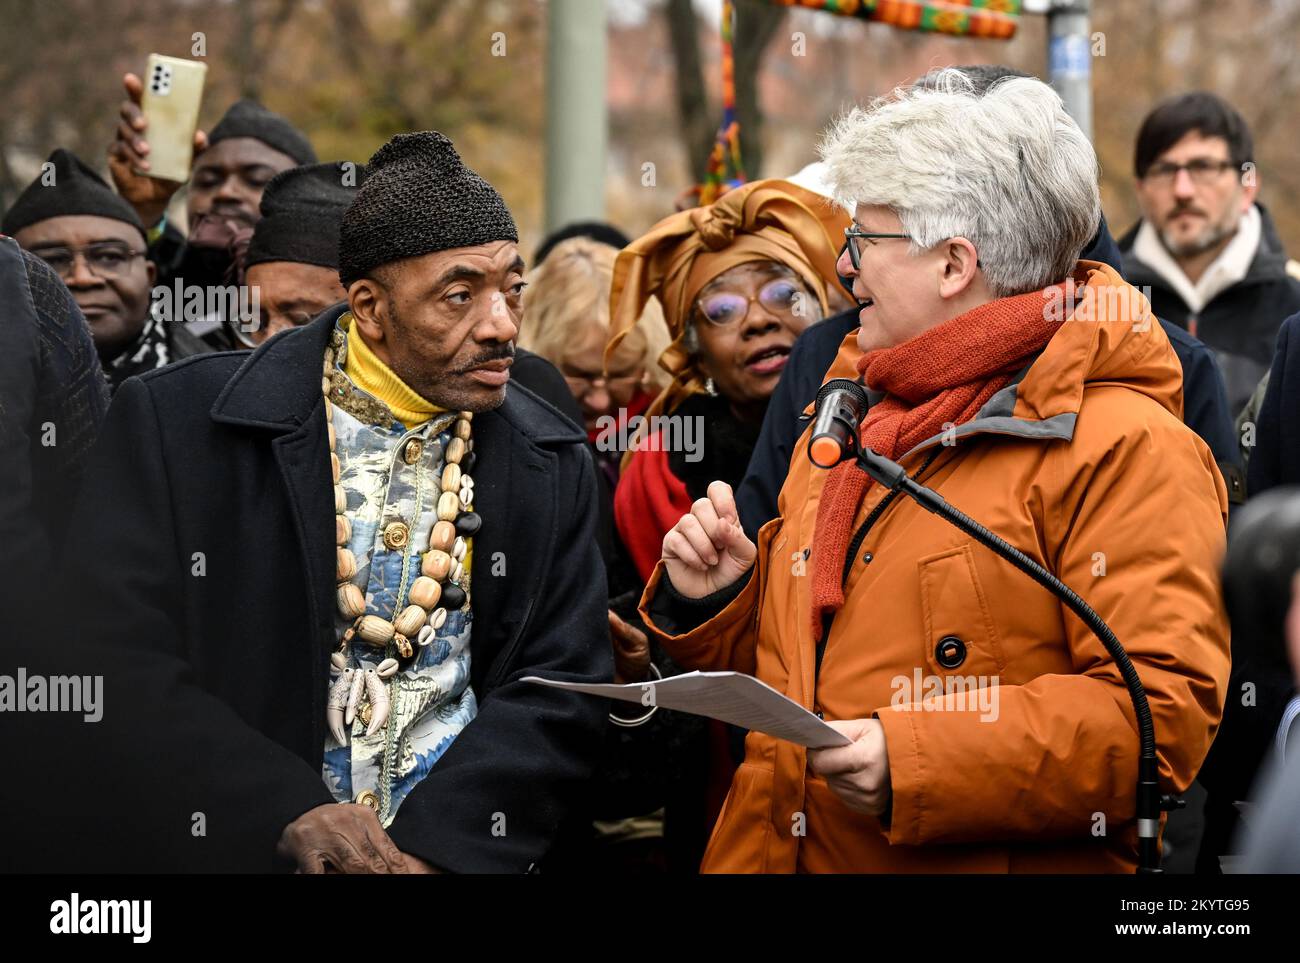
left=767, top=0, right=1021, bottom=39
left=698, top=0, right=1021, bottom=203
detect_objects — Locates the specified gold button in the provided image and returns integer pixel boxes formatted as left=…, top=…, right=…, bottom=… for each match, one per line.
left=403, top=438, right=423, bottom=465
left=382, top=521, right=410, bottom=551
left=355, top=790, right=379, bottom=811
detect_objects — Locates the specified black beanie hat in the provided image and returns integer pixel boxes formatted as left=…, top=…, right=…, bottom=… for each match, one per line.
left=2, top=149, right=146, bottom=240
left=534, top=221, right=632, bottom=265
left=338, top=132, right=517, bottom=287
left=208, top=99, right=317, bottom=166
left=246, top=162, right=366, bottom=270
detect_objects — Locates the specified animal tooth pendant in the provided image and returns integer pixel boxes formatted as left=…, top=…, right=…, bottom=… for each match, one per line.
left=327, top=668, right=355, bottom=745
left=344, top=668, right=366, bottom=725
left=363, top=669, right=390, bottom=736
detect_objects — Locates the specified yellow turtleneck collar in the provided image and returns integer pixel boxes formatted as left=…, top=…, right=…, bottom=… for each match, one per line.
left=341, top=313, right=442, bottom=428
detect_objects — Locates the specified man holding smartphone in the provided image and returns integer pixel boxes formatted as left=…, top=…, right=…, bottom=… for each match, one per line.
left=107, top=75, right=317, bottom=348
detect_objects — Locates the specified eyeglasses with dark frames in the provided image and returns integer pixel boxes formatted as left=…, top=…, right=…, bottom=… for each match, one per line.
left=843, top=226, right=912, bottom=271
left=1143, top=158, right=1237, bottom=187
left=31, top=242, right=145, bottom=280
left=562, top=370, right=644, bottom=399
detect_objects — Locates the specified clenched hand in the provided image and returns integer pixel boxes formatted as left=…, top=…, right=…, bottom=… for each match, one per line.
left=661, top=481, right=757, bottom=599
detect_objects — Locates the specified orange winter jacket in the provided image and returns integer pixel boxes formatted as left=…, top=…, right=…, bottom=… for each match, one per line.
left=640, top=262, right=1231, bottom=873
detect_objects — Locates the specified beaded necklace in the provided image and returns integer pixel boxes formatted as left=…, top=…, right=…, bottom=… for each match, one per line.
left=320, top=338, right=482, bottom=743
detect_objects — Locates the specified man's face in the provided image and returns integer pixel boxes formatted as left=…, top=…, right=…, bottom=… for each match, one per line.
left=1134, top=131, right=1256, bottom=259
left=15, top=214, right=155, bottom=357
left=244, top=261, right=347, bottom=346
left=349, top=241, right=526, bottom=412
left=187, top=137, right=298, bottom=227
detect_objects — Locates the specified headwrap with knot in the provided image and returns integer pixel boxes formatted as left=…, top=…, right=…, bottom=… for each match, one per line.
left=606, top=179, right=848, bottom=467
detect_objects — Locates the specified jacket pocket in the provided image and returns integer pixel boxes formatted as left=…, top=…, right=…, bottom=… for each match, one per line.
left=916, top=543, right=1005, bottom=680
left=702, top=762, right=773, bottom=873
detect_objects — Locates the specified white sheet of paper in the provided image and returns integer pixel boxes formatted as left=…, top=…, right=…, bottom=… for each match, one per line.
left=523, top=671, right=852, bottom=749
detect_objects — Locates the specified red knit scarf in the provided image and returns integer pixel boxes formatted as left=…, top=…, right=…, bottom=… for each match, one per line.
left=809, top=285, right=1067, bottom=639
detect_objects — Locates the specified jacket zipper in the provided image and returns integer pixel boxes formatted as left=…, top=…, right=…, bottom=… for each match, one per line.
left=815, top=449, right=943, bottom=684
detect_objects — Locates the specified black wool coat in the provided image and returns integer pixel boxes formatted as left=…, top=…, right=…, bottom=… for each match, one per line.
left=53, top=307, right=611, bottom=873
left=1118, top=204, right=1300, bottom=415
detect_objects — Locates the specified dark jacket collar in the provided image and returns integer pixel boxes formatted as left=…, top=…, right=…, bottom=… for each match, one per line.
left=210, top=304, right=338, bottom=431
left=209, top=301, right=585, bottom=445
left=1118, top=202, right=1292, bottom=293
left=1081, top=213, right=1125, bottom=274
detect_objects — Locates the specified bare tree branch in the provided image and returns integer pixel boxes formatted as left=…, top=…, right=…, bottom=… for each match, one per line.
left=665, top=0, right=714, bottom=181
left=733, top=0, right=785, bottom=177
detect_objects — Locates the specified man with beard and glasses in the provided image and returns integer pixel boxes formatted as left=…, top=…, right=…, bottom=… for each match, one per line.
left=3, top=149, right=209, bottom=391
left=108, top=76, right=317, bottom=349
left=50, top=131, right=610, bottom=873
left=1119, top=92, right=1300, bottom=414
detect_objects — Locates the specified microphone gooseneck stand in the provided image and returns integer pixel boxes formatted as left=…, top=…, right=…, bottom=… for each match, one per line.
left=844, top=442, right=1182, bottom=874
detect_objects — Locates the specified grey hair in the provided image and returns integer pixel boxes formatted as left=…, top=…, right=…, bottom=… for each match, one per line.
left=819, top=68, right=1100, bottom=297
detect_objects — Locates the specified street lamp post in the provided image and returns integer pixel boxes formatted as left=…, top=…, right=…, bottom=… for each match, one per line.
left=544, top=0, right=608, bottom=233
left=1041, top=0, right=1094, bottom=141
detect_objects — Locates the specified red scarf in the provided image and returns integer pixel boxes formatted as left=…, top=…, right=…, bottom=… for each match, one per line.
left=809, top=285, right=1067, bottom=639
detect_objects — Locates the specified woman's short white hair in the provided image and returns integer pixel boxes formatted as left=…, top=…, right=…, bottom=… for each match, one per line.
left=819, top=68, right=1101, bottom=297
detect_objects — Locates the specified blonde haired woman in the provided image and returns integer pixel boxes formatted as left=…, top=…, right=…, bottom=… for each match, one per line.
left=521, top=236, right=669, bottom=441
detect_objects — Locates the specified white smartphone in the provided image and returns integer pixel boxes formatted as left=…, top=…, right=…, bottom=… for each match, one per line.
left=136, top=54, right=207, bottom=183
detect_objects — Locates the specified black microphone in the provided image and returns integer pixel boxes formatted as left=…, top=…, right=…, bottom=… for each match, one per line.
left=808, top=378, right=868, bottom=469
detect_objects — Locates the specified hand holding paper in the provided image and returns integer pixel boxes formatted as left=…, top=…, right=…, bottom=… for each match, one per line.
left=524, top=670, right=851, bottom=749
left=806, top=718, right=892, bottom=816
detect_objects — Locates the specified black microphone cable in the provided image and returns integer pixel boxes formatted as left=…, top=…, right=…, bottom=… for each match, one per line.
left=822, top=438, right=1180, bottom=873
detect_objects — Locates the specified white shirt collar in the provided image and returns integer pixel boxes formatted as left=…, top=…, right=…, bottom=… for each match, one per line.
left=1133, top=203, right=1261, bottom=314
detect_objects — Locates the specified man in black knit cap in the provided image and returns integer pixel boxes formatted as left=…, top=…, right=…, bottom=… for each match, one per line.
left=4, top=149, right=209, bottom=391
left=108, top=75, right=317, bottom=347
left=239, top=159, right=584, bottom=425
left=53, top=130, right=610, bottom=873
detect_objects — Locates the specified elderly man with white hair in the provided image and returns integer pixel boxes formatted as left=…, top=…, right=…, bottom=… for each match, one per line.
left=636, top=70, right=1231, bottom=873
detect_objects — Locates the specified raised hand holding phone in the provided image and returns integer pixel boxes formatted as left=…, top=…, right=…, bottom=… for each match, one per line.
left=107, top=58, right=208, bottom=227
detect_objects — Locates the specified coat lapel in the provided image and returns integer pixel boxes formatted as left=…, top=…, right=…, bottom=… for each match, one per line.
left=211, top=310, right=343, bottom=746
left=212, top=309, right=578, bottom=701
left=470, top=388, right=557, bottom=690
left=270, top=419, right=337, bottom=659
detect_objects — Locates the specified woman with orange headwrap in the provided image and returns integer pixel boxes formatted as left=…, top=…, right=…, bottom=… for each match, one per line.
left=607, top=179, right=849, bottom=584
